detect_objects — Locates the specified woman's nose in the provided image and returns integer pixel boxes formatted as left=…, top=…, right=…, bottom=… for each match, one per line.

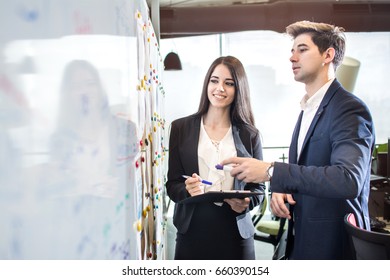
left=218, top=83, right=225, bottom=92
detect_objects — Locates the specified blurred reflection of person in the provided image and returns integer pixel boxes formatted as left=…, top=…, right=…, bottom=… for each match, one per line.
left=51, top=59, right=117, bottom=197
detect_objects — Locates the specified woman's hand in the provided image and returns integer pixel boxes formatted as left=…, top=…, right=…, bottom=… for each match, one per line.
left=184, top=173, right=205, bottom=196
left=224, top=197, right=250, bottom=213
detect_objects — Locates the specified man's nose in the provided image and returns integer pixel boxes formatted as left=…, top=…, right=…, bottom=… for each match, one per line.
left=290, top=52, right=298, bottom=62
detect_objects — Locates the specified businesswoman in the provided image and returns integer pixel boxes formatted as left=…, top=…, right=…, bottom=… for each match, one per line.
left=166, top=56, right=265, bottom=259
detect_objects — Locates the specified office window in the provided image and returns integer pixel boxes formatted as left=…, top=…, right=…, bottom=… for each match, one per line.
left=161, top=31, right=390, bottom=158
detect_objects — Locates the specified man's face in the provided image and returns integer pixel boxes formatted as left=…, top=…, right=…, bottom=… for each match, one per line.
left=289, top=33, right=325, bottom=85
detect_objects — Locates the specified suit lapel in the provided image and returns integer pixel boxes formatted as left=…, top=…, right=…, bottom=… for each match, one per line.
left=289, top=110, right=303, bottom=164
left=298, top=79, right=342, bottom=161
left=186, top=117, right=202, bottom=174
left=299, top=107, right=323, bottom=160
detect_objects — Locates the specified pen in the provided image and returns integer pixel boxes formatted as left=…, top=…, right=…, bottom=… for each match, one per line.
left=182, top=175, right=213, bottom=186
left=215, top=164, right=234, bottom=172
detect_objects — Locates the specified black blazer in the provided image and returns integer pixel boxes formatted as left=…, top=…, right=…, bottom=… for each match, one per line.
left=166, top=114, right=265, bottom=239
left=271, top=79, right=375, bottom=259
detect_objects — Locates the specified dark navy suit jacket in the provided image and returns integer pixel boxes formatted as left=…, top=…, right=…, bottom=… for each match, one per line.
left=270, top=79, right=375, bottom=259
left=166, top=114, right=265, bottom=239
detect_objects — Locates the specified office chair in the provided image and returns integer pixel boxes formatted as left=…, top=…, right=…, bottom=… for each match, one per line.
left=252, top=194, right=288, bottom=258
left=371, top=142, right=388, bottom=175
left=344, top=213, right=390, bottom=260
left=251, top=193, right=267, bottom=226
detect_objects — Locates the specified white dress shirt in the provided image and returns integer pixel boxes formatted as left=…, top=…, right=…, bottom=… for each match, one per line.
left=297, top=78, right=334, bottom=160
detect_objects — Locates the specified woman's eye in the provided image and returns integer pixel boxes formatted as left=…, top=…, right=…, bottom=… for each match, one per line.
left=210, top=79, right=219, bottom=84
left=225, top=82, right=235, bottom=87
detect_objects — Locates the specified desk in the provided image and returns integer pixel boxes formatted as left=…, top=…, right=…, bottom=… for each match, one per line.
left=377, top=217, right=390, bottom=232
left=369, top=178, right=390, bottom=218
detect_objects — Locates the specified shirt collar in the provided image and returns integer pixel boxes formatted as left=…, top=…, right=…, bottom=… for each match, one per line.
left=300, top=78, right=334, bottom=110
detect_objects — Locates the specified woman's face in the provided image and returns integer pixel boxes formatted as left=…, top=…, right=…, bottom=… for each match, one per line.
left=207, top=64, right=235, bottom=110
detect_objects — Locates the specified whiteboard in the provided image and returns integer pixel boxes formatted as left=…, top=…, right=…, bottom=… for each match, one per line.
left=0, top=0, right=166, bottom=259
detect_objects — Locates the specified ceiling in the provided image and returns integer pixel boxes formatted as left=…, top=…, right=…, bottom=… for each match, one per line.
left=156, top=0, right=390, bottom=8
left=157, top=0, right=287, bottom=7
left=147, top=0, right=390, bottom=38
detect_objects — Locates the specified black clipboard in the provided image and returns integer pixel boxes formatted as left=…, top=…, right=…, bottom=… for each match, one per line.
left=178, top=190, right=262, bottom=204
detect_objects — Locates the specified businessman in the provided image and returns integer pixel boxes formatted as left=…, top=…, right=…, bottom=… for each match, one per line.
left=220, top=20, right=375, bottom=259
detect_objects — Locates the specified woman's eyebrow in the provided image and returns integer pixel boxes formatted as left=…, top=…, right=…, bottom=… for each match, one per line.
left=210, top=75, right=233, bottom=81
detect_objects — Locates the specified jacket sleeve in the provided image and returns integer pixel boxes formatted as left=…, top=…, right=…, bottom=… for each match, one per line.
left=165, top=120, right=191, bottom=203
left=270, top=93, right=374, bottom=199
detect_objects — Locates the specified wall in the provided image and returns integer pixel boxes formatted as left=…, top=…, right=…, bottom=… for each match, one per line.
left=0, top=0, right=167, bottom=260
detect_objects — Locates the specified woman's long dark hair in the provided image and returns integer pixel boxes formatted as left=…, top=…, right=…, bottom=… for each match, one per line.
left=194, top=56, right=256, bottom=131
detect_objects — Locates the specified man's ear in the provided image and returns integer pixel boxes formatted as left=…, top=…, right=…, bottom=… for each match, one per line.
left=324, top=47, right=335, bottom=64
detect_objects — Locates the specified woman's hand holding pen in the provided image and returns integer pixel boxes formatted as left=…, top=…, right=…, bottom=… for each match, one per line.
left=183, top=173, right=205, bottom=196
left=224, top=197, right=250, bottom=213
